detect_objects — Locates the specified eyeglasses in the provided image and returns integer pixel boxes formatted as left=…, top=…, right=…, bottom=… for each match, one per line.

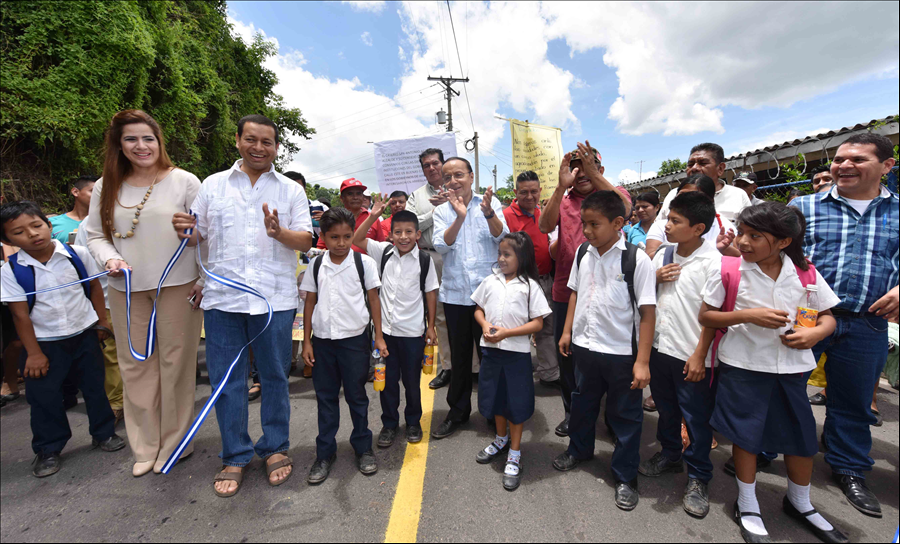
left=442, top=172, right=470, bottom=182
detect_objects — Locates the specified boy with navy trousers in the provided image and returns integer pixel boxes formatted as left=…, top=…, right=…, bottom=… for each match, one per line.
left=301, top=208, right=386, bottom=484
left=553, top=191, right=656, bottom=511
left=352, top=199, right=439, bottom=447
left=638, top=192, right=721, bottom=518
left=1, top=201, right=124, bottom=478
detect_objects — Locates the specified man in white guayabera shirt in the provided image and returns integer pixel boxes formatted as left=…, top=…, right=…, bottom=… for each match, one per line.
left=174, top=114, right=312, bottom=498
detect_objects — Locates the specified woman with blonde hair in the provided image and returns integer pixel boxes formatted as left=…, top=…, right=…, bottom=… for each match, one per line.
left=85, top=110, right=203, bottom=477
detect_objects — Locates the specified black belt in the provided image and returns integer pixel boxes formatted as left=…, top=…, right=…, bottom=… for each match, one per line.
left=831, top=308, right=874, bottom=318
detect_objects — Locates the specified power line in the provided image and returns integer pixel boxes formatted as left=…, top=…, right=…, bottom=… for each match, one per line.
left=307, top=96, right=445, bottom=142
left=306, top=166, right=377, bottom=185
left=446, top=0, right=475, bottom=131
left=312, top=84, right=438, bottom=130
left=309, top=89, right=445, bottom=139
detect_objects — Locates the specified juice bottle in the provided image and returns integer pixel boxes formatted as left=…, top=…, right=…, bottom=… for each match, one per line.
left=373, top=349, right=386, bottom=392
left=795, top=285, right=820, bottom=329
left=423, top=343, right=435, bottom=375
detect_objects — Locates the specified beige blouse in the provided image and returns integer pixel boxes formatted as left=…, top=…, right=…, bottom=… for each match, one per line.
left=85, top=168, right=201, bottom=292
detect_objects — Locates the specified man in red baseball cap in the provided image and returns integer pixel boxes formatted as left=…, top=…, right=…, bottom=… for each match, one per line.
left=316, top=178, right=384, bottom=252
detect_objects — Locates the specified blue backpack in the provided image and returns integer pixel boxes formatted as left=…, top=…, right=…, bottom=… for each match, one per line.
left=8, top=243, right=91, bottom=312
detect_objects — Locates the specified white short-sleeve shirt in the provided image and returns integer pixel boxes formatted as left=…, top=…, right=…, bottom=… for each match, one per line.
left=651, top=240, right=721, bottom=365
left=1, top=240, right=102, bottom=340
left=366, top=240, right=439, bottom=338
left=471, top=270, right=552, bottom=353
left=646, top=213, right=735, bottom=248
left=193, top=160, right=312, bottom=315
left=567, top=235, right=657, bottom=356
left=298, top=251, right=381, bottom=340
left=702, top=253, right=841, bottom=374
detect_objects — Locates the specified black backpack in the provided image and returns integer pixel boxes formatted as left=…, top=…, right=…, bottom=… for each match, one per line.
left=313, top=251, right=372, bottom=339
left=575, top=240, right=639, bottom=357
left=379, top=245, right=432, bottom=327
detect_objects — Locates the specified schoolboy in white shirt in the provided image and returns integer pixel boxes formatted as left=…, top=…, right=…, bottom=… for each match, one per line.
left=1, top=201, right=125, bottom=478
left=353, top=199, right=439, bottom=448
left=301, top=208, right=386, bottom=484
left=638, top=191, right=721, bottom=519
left=552, top=191, right=657, bottom=511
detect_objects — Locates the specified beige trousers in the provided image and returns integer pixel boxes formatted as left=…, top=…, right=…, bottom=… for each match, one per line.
left=109, top=280, right=202, bottom=470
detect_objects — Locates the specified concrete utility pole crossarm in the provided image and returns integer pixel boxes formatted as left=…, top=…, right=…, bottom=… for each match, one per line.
left=427, top=75, right=469, bottom=132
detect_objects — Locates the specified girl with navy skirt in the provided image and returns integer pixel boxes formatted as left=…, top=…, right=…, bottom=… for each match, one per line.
left=699, top=203, right=847, bottom=544
left=471, top=232, right=552, bottom=491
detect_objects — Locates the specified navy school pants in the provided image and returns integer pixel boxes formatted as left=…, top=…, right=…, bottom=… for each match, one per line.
left=380, top=334, right=425, bottom=429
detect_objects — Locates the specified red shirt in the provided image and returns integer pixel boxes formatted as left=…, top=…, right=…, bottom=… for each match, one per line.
left=316, top=209, right=383, bottom=253
left=552, top=189, right=591, bottom=303
left=503, top=201, right=551, bottom=276
left=381, top=216, right=392, bottom=239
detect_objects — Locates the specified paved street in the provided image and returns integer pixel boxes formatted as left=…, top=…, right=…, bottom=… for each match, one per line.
left=2, top=342, right=898, bottom=543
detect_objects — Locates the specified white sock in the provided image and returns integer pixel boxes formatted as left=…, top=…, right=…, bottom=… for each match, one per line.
left=788, top=479, right=833, bottom=531
left=736, top=477, right=768, bottom=536
left=505, top=449, right=521, bottom=476
left=484, top=435, right=508, bottom=456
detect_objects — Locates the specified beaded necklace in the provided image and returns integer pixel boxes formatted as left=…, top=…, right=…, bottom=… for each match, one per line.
left=109, top=168, right=161, bottom=239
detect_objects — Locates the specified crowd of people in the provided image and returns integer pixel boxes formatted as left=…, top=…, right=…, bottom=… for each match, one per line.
left=1, top=109, right=897, bottom=544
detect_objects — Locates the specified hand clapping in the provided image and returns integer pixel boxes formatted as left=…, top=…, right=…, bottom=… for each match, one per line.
left=263, top=203, right=281, bottom=239
left=481, top=187, right=494, bottom=217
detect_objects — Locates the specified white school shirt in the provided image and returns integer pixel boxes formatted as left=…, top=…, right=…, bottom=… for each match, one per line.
left=470, top=270, right=552, bottom=354
left=651, top=240, right=721, bottom=366
left=74, top=217, right=108, bottom=309
left=366, top=240, right=439, bottom=338
left=646, top=213, right=735, bottom=248
left=567, top=235, right=657, bottom=356
left=1, top=240, right=101, bottom=340
left=193, top=160, right=312, bottom=315
left=702, top=253, right=840, bottom=374
left=714, top=184, right=751, bottom=223
left=298, top=251, right=381, bottom=340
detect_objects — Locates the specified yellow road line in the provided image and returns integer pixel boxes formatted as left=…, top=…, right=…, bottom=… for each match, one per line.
left=384, top=373, right=436, bottom=543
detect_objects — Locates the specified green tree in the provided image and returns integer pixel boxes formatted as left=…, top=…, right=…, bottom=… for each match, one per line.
left=505, top=174, right=514, bottom=190
left=658, top=158, right=686, bottom=176
left=1, top=0, right=314, bottom=213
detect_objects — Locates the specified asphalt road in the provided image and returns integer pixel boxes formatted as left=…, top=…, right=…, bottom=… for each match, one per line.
left=1, top=342, right=898, bottom=543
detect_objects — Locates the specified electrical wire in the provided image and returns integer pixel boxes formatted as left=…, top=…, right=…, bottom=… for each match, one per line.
left=308, top=89, right=445, bottom=139
left=446, top=0, right=475, bottom=131
left=311, top=84, right=439, bottom=131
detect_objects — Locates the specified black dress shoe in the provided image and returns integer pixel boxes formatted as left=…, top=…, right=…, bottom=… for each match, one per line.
left=428, top=370, right=451, bottom=390
left=554, top=414, right=570, bottom=437
left=502, top=460, right=521, bottom=491
left=539, top=378, right=561, bottom=389
left=406, top=425, right=423, bottom=444
left=871, top=408, right=883, bottom=427
left=32, top=453, right=61, bottom=478
left=782, top=496, right=848, bottom=543
left=357, top=450, right=378, bottom=475
left=808, top=392, right=827, bottom=405
left=92, top=434, right=126, bottom=452
left=683, top=478, right=709, bottom=518
left=638, top=451, right=684, bottom=477
left=431, top=419, right=462, bottom=440
left=307, top=454, right=336, bottom=485
left=833, top=474, right=882, bottom=517
left=476, top=439, right=509, bottom=464
left=614, top=479, right=639, bottom=511
left=724, top=453, right=772, bottom=476
left=552, top=452, right=580, bottom=472
left=377, top=427, right=396, bottom=448
left=64, top=395, right=78, bottom=410
left=733, top=501, right=772, bottom=543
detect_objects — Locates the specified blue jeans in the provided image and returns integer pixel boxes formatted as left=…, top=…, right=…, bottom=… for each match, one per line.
left=813, top=314, right=889, bottom=479
left=204, top=309, right=294, bottom=467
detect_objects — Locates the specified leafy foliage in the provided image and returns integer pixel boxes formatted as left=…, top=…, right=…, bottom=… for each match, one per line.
left=1, top=0, right=314, bottom=213
left=658, top=158, right=686, bottom=176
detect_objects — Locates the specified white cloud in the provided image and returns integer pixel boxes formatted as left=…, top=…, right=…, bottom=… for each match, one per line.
left=342, top=1, right=385, bottom=14
left=360, top=31, right=373, bottom=47
left=617, top=168, right=658, bottom=184
left=727, top=127, right=832, bottom=157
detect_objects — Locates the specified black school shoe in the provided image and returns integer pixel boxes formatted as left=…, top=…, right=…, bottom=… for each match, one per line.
left=307, top=454, right=336, bottom=485
left=808, top=392, right=827, bottom=405
left=782, top=496, right=848, bottom=543
left=554, top=414, right=570, bottom=437
left=428, top=370, right=451, bottom=390
left=431, top=419, right=463, bottom=440
left=32, top=453, right=61, bottom=478
left=502, top=460, right=521, bottom=492
left=377, top=427, right=396, bottom=448
left=406, top=425, right=423, bottom=444
left=475, top=439, right=509, bottom=464
left=357, top=450, right=378, bottom=475
left=733, top=501, right=772, bottom=544
left=833, top=474, right=881, bottom=517
left=552, top=451, right=580, bottom=472
left=683, top=478, right=710, bottom=518
left=638, top=451, right=684, bottom=477
left=724, top=453, right=772, bottom=476
left=92, top=434, right=126, bottom=452
left=615, top=479, right=639, bottom=511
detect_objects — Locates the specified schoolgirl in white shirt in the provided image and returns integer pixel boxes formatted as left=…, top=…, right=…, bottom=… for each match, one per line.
left=699, top=202, right=847, bottom=544
left=471, top=232, right=551, bottom=491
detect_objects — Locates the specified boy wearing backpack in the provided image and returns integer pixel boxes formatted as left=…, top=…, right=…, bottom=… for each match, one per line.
left=300, top=208, right=386, bottom=484
left=353, top=198, right=439, bottom=447
left=553, top=191, right=657, bottom=511
left=0, top=201, right=125, bottom=478
left=637, top=192, right=720, bottom=519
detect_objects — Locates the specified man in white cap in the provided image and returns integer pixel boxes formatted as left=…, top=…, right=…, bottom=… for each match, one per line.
left=733, top=172, right=764, bottom=206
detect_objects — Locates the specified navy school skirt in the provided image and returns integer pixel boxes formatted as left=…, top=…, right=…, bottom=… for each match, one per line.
left=478, top=347, right=535, bottom=424
left=710, top=362, right=818, bottom=457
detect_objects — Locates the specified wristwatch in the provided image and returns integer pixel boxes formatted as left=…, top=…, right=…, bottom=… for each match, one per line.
left=483, top=210, right=496, bottom=219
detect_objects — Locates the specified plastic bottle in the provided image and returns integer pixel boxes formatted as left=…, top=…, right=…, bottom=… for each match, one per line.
left=795, top=285, right=820, bottom=329
left=423, top=344, right=435, bottom=375
left=373, top=349, right=386, bottom=392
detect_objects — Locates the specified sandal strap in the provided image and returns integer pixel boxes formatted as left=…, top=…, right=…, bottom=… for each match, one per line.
left=266, top=456, right=293, bottom=475
left=506, top=459, right=520, bottom=467
left=797, top=506, right=819, bottom=518
left=215, top=470, right=243, bottom=483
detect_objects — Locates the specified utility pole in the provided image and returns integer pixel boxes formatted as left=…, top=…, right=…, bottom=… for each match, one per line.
left=473, top=131, right=480, bottom=192
left=635, top=159, right=645, bottom=183
left=492, top=165, right=497, bottom=191
left=427, top=75, right=468, bottom=132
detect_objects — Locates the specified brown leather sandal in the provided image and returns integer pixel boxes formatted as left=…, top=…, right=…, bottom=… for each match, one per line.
left=213, top=467, right=244, bottom=498
left=265, top=454, right=293, bottom=487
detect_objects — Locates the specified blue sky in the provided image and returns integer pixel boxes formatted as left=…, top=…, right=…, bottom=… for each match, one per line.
left=227, top=1, right=899, bottom=190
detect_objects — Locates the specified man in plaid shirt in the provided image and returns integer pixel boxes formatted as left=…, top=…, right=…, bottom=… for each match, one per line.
left=790, top=133, right=898, bottom=519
